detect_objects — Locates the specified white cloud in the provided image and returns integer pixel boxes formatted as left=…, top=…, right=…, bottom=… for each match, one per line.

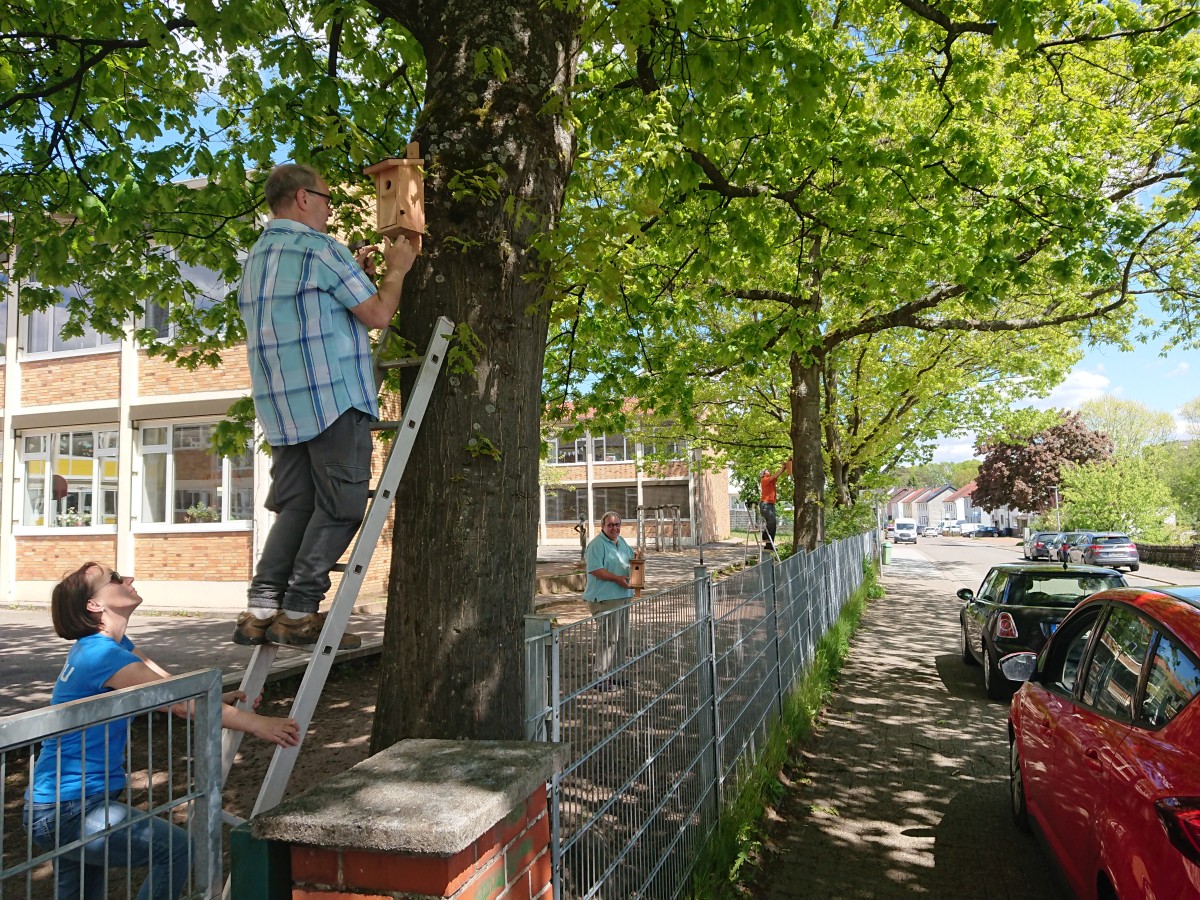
left=931, top=435, right=978, bottom=463
left=1031, top=368, right=1110, bottom=410
left=1169, top=362, right=1190, bottom=378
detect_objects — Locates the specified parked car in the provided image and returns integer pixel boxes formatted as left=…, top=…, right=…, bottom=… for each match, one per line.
left=974, top=525, right=999, bottom=538
left=959, top=522, right=979, bottom=537
left=1067, top=531, right=1140, bottom=572
left=943, top=522, right=962, bottom=536
left=921, top=525, right=939, bottom=537
left=958, top=563, right=1127, bottom=700
left=1022, top=531, right=1061, bottom=561
left=1004, top=586, right=1200, bottom=900
left=893, top=518, right=918, bottom=544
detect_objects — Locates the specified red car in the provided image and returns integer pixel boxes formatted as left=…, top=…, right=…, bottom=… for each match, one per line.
left=1004, top=587, right=1200, bottom=899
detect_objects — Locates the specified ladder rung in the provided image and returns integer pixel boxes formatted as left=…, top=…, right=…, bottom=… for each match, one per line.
left=222, top=810, right=247, bottom=828
left=377, top=356, right=423, bottom=370
left=370, top=420, right=401, bottom=431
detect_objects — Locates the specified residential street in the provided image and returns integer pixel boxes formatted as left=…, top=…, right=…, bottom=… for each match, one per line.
left=755, top=536, right=1200, bottom=899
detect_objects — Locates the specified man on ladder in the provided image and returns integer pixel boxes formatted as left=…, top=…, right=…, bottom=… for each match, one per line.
left=759, top=458, right=791, bottom=554
left=231, top=163, right=419, bottom=650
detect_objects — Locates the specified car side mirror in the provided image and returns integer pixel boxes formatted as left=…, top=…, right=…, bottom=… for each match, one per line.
left=999, top=652, right=1038, bottom=683
left=956, top=587, right=974, bottom=602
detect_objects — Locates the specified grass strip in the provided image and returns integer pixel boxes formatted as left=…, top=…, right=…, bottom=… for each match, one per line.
left=686, top=560, right=884, bottom=899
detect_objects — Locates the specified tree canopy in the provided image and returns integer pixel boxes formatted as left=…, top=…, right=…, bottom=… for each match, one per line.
left=545, top=0, right=1200, bottom=547
left=1077, top=396, right=1177, bottom=459
left=1060, top=457, right=1178, bottom=541
left=974, top=411, right=1112, bottom=512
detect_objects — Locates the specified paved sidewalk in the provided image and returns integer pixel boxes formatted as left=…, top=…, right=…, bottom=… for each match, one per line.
left=1, top=540, right=757, bottom=718
left=755, top=544, right=1066, bottom=899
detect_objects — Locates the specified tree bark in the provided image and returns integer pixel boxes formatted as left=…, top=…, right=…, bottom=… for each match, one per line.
left=789, top=350, right=824, bottom=551
left=370, top=0, right=580, bottom=749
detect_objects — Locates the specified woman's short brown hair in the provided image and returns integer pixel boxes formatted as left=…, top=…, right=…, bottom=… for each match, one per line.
left=51, top=562, right=104, bottom=640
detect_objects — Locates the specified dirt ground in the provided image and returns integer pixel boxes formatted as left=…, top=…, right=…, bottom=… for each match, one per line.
left=2, top=659, right=381, bottom=898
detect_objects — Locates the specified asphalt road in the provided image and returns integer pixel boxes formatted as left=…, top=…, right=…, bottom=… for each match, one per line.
left=916, top=534, right=1200, bottom=591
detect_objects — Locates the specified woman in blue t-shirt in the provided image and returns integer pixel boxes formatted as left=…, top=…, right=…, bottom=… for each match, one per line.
left=26, top=561, right=301, bottom=899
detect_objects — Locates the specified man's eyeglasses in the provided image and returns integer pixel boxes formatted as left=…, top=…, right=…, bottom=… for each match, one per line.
left=604, top=522, right=622, bottom=528
left=304, top=187, right=334, bottom=206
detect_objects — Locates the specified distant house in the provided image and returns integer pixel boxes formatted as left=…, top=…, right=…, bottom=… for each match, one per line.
left=913, top=485, right=954, bottom=526
left=943, top=481, right=984, bottom=526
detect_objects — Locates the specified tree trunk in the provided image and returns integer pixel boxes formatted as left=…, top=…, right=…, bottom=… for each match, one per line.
left=821, top=358, right=852, bottom=507
left=370, top=0, right=580, bottom=749
left=789, top=351, right=824, bottom=551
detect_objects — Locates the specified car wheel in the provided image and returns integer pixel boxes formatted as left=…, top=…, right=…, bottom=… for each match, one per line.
left=983, top=643, right=1011, bottom=701
left=960, top=620, right=978, bottom=666
left=1130, top=563, right=1140, bottom=572
left=1010, top=737, right=1030, bottom=832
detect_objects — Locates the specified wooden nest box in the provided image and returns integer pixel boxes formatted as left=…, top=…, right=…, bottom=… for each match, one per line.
left=363, top=142, right=425, bottom=240
left=628, top=557, right=645, bottom=590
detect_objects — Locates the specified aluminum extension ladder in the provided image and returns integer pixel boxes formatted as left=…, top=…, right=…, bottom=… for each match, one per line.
left=219, top=315, right=452, bottom=823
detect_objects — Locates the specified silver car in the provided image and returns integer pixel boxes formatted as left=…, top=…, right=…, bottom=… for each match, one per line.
left=1023, top=531, right=1061, bottom=560
left=1067, top=532, right=1140, bottom=572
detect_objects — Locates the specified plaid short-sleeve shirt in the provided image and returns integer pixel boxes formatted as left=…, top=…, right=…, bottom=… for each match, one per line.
left=239, top=219, right=379, bottom=446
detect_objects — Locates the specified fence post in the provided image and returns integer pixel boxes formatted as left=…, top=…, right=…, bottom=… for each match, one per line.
left=764, top=561, right=783, bottom=719
left=525, top=615, right=553, bottom=741
left=193, top=670, right=224, bottom=896
left=549, top=630, right=563, bottom=900
left=694, top=565, right=721, bottom=824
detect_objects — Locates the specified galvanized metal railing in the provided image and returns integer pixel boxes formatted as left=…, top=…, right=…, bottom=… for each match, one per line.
left=525, top=532, right=873, bottom=899
left=0, top=670, right=224, bottom=899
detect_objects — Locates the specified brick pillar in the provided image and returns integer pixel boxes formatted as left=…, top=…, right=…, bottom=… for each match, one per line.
left=243, top=740, right=564, bottom=900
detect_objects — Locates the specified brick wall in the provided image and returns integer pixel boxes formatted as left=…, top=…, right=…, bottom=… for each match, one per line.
left=16, top=535, right=119, bottom=581
left=21, top=354, right=121, bottom=406
left=289, top=789, right=552, bottom=900
left=137, top=347, right=252, bottom=395
left=135, top=533, right=254, bottom=580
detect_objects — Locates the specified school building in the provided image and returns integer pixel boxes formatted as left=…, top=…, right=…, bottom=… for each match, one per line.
left=0, top=258, right=729, bottom=609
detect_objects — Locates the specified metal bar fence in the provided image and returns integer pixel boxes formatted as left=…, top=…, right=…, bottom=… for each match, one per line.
left=525, top=532, right=872, bottom=899
left=0, top=670, right=223, bottom=900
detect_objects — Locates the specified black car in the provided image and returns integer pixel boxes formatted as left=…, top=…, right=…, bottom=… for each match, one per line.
left=958, top=563, right=1127, bottom=699
left=974, top=525, right=1000, bottom=538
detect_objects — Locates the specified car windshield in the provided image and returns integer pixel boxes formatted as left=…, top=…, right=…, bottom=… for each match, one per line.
left=1006, top=572, right=1124, bottom=607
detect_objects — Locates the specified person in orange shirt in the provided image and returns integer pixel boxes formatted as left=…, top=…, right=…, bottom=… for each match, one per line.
left=759, top=459, right=791, bottom=551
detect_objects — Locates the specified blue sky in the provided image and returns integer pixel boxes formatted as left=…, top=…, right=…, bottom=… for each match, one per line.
left=932, top=342, right=1200, bottom=462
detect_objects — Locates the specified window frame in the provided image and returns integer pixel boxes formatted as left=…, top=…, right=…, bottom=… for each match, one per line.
left=19, top=280, right=122, bottom=359
left=15, top=427, right=120, bottom=533
left=132, top=418, right=255, bottom=533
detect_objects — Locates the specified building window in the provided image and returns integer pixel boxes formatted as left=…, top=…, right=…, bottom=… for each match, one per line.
left=641, top=437, right=686, bottom=460
left=642, top=483, right=691, bottom=517
left=142, top=258, right=226, bottom=341
left=592, top=434, right=631, bottom=463
left=548, top=433, right=587, bottom=465
left=545, top=486, right=582, bottom=523
left=20, top=429, right=119, bottom=527
left=592, top=485, right=639, bottom=520
left=22, top=284, right=120, bottom=354
left=140, top=423, right=253, bottom=525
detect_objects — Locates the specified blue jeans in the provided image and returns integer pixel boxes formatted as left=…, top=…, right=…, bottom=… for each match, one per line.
left=26, top=793, right=190, bottom=900
left=248, top=407, right=373, bottom=614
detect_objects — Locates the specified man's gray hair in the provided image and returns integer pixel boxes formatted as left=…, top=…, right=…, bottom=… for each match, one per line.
left=264, top=164, right=323, bottom=214
left=601, top=510, right=623, bottom=525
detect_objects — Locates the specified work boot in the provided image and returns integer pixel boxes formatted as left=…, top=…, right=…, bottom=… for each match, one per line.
left=232, top=611, right=278, bottom=646
left=265, top=612, right=362, bottom=650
